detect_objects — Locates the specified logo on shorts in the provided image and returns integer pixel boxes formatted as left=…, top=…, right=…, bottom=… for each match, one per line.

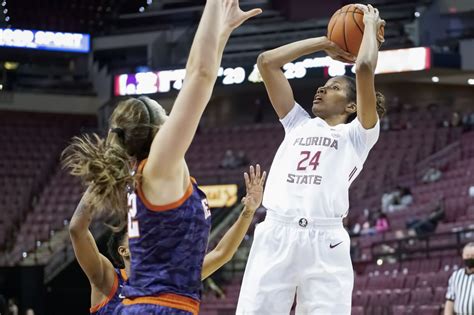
left=329, top=241, right=343, bottom=249
left=299, top=218, right=308, bottom=227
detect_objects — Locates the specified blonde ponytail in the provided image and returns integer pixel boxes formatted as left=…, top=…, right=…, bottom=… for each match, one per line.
left=62, top=133, right=133, bottom=220
left=62, top=97, right=168, bottom=224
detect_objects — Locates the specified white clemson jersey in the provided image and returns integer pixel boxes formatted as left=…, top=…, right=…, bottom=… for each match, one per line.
left=262, top=103, right=380, bottom=218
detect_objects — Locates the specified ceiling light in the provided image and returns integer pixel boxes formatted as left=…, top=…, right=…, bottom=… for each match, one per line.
left=5, top=16, right=9, bottom=21
left=468, top=79, right=474, bottom=85
left=414, top=11, right=420, bottom=18
left=3, top=9, right=7, bottom=14
left=147, top=0, right=153, bottom=4
left=139, top=6, right=145, bottom=12
left=4, top=61, right=18, bottom=70
left=431, top=76, right=439, bottom=83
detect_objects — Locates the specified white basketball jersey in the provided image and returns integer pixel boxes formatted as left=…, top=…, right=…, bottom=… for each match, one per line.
left=262, top=103, right=380, bottom=218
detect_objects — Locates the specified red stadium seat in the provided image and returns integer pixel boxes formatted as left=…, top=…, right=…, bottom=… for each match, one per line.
left=351, top=306, right=364, bottom=315
left=392, top=305, right=416, bottom=315
left=416, top=305, right=442, bottom=315
left=434, top=287, right=447, bottom=302
left=410, top=287, right=433, bottom=305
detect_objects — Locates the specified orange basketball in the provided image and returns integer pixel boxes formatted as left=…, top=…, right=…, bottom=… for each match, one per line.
left=327, top=4, right=384, bottom=59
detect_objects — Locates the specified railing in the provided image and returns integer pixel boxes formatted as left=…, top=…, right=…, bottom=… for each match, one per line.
left=43, top=220, right=106, bottom=284
left=220, top=227, right=474, bottom=278
left=370, top=227, right=474, bottom=262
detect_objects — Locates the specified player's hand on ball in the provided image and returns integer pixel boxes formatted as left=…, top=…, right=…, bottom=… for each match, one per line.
left=323, top=36, right=356, bottom=63
left=355, top=4, right=386, bottom=44
left=220, top=0, right=262, bottom=32
left=242, top=164, right=266, bottom=211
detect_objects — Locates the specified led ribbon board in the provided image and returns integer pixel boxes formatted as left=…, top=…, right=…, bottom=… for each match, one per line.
left=0, top=28, right=90, bottom=53
left=199, top=184, right=238, bottom=208
left=114, top=47, right=431, bottom=96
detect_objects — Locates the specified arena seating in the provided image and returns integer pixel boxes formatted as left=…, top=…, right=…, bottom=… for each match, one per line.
left=0, top=111, right=94, bottom=264
left=1, top=106, right=473, bottom=314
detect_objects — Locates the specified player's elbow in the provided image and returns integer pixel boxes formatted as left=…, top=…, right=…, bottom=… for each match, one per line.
left=68, top=219, right=85, bottom=238
left=355, top=59, right=376, bottom=74
left=222, top=251, right=235, bottom=264
left=68, top=222, right=79, bottom=236
left=214, top=247, right=234, bottom=265
left=186, top=59, right=216, bottom=82
left=357, top=111, right=378, bottom=129
left=190, top=67, right=215, bottom=82
left=257, top=52, right=275, bottom=71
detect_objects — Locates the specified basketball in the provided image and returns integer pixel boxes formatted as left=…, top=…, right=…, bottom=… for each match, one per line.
left=327, top=4, right=384, bottom=59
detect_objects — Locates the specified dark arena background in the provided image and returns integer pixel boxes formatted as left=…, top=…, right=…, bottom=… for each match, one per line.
left=1, top=0, right=474, bottom=314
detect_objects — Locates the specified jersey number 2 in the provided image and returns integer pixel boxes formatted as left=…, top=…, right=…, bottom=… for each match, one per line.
left=297, top=151, right=321, bottom=171
left=128, top=193, right=140, bottom=238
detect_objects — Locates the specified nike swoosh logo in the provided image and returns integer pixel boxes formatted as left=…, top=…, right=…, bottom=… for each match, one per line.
left=330, top=241, right=343, bottom=249
left=119, top=294, right=125, bottom=299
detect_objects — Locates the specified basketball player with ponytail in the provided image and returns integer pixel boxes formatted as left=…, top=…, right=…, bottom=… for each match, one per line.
left=236, top=4, right=385, bottom=315
left=67, top=164, right=265, bottom=315
left=62, top=1, right=262, bottom=314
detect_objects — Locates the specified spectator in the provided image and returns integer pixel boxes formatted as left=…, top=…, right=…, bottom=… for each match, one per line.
left=375, top=213, right=390, bottom=233
left=462, top=111, right=474, bottom=131
left=8, top=299, right=18, bottom=315
left=443, top=111, right=462, bottom=128
left=400, top=187, right=413, bottom=205
left=381, top=186, right=401, bottom=212
left=450, top=111, right=462, bottom=128
left=444, top=242, right=474, bottom=315
left=236, top=150, right=249, bottom=167
left=422, top=164, right=443, bottom=183
left=360, top=220, right=376, bottom=236
left=220, top=150, right=249, bottom=169
left=388, top=187, right=413, bottom=212
left=380, top=114, right=390, bottom=131
left=220, top=149, right=239, bottom=169
left=406, top=207, right=444, bottom=237
left=351, top=222, right=361, bottom=236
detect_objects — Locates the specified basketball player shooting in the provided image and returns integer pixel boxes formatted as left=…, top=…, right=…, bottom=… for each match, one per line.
left=236, top=4, right=385, bottom=315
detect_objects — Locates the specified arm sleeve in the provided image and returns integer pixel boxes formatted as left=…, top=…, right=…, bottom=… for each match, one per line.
left=347, top=117, right=380, bottom=160
left=280, top=102, right=311, bottom=134
left=445, top=273, right=455, bottom=301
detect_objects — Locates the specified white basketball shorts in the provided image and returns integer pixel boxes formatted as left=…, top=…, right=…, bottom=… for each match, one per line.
left=236, top=211, right=354, bottom=315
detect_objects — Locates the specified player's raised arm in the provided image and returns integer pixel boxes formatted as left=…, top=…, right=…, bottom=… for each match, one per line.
left=202, top=165, right=266, bottom=280
left=257, top=37, right=355, bottom=119
left=68, top=187, right=116, bottom=296
left=354, top=4, right=385, bottom=129
left=144, top=0, right=262, bottom=179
